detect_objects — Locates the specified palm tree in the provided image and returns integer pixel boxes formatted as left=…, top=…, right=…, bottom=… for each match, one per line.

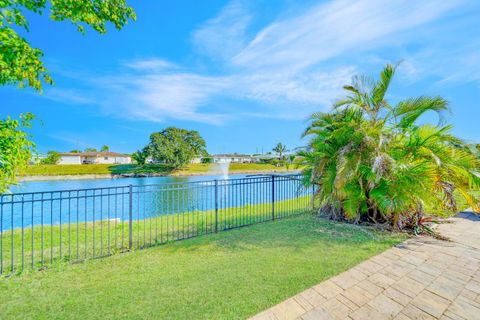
left=273, top=143, right=287, bottom=159
left=299, top=64, right=480, bottom=231
left=132, top=149, right=148, bottom=165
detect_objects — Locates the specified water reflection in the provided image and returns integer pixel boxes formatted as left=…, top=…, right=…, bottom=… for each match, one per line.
left=3, top=174, right=308, bottom=230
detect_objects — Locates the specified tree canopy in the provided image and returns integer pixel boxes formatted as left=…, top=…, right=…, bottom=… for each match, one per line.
left=100, top=145, right=109, bottom=152
left=131, top=149, right=148, bottom=165
left=299, top=64, right=480, bottom=231
left=0, top=113, right=35, bottom=192
left=0, top=0, right=136, bottom=91
left=40, top=150, right=60, bottom=164
left=146, top=127, right=207, bottom=168
left=0, top=0, right=135, bottom=193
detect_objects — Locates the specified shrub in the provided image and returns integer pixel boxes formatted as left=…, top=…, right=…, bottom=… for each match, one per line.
left=298, top=64, right=480, bottom=231
left=201, top=157, right=213, bottom=164
left=40, top=151, right=61, bottom=164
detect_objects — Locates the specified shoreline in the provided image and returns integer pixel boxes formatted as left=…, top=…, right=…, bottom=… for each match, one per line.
left=18, top=169, right=297, bottom=182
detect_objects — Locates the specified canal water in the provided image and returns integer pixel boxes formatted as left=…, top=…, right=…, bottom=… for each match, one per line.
left=2, top=173, right=308, bottom=230
left=10, top=174, right=239, bottom=194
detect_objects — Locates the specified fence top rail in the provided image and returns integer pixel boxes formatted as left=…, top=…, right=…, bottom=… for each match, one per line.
left=1, top=173, right=303, bottom=198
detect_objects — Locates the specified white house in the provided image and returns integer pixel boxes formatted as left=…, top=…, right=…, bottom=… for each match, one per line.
left=58, top=152, right=132, bottom=165
left=210, top=154, right=257, bottom=163
left=189, top=153, right=291, bottom=164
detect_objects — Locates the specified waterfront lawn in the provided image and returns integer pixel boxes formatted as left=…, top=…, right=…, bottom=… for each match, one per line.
left=20, top=163, right=294, bottom=176
left=0, top=196, right=312, bottom=273
left=0, top=214, right=405, bottom=319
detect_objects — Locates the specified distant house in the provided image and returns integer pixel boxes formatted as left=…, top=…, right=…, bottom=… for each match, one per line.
left=190, top=154, right=286, bottom=164
left=58, top=152, right=132, bottom=165
left=252, top=153, right=285, bottom=161
left=210, top=154, right=257, bottom=163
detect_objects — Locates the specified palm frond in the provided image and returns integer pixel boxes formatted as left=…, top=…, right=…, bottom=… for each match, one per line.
left=394, top=96, right=449, bottom=129
left=372, top=63, right=396, bottom=105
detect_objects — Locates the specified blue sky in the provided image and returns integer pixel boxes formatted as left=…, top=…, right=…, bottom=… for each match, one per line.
left=2, top=0, right=480, bottom=154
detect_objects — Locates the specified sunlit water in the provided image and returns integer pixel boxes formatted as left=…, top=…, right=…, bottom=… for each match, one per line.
left=10, top=173, right=242, bottom=194
left=2, top=173, right=308, bottom=230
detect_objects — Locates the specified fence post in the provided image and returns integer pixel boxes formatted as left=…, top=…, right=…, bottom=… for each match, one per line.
left=271, top=175, right=275, bottom=220
left=128, top=185, right=133, bottom=250
left=214, top=180, right=219, bottom=233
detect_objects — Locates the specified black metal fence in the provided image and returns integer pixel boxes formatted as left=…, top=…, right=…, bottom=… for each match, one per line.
left=0, top=174, right=312, bottom=275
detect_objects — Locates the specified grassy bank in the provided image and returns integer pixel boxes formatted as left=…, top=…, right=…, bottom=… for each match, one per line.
left=0, top=214, right=405, bottom=319
left=0, top=196, right=311, bottom=274
left=19, top=163, right=297, bottom=177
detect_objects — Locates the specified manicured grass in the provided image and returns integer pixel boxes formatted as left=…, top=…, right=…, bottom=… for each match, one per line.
left=0, top=214, right=405, bottom=319
left=20, top=163, right=122, bottom=175
left=19, top=163, right=296, bottom=176
left=0, top=196, right=311, bottom=273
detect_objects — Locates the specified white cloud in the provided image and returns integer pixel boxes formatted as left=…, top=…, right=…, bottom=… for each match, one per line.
left=85, top=64, right=357, bottom=123
left=46, top=0, right=479, bottom=124
left=232, top=0, right=459, bottom=71
left=42, top=88, right=93, bottom=105
left=123, top=58, right=178, bottom=71
left=232, top=66, right=357, bottom=118
left=92, top=72, right=232, bottom=124
left=192, top=0, right=252, bottom=61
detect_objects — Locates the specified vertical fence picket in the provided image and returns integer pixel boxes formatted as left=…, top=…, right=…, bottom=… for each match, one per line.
left=59, top=192, right=63, bottom=262
left=128, top=185, right=133, bottom=250
left=21, top=195, right=24, bottom=272
left=40, top=193, right=44, bottom=268
left=1, top=196, right=3, bottom=275
left=271, top=175, right=275, bottom=221
left=31, top=195, right=34, bottom=270
left=100, top=189, right=103, bottom=257
left=214, top=180, right=218, bottom=233
left=68, top=191, right=71, bottom=260
left=11, top=197, right=14, bottom=272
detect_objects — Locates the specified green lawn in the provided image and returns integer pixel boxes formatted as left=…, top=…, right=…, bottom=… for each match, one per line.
left=19, top=163, right=296, bottom=176
left=0, top=196, right=311, bottom=273
left=0, top=214, right=405, bottom=320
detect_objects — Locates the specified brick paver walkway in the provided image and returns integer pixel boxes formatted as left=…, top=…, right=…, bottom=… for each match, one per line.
left=251, top=211, right=480, bottom=320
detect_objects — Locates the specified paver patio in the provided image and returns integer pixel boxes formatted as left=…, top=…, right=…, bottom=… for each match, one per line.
left=251, top=210, right=480, bottom=320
